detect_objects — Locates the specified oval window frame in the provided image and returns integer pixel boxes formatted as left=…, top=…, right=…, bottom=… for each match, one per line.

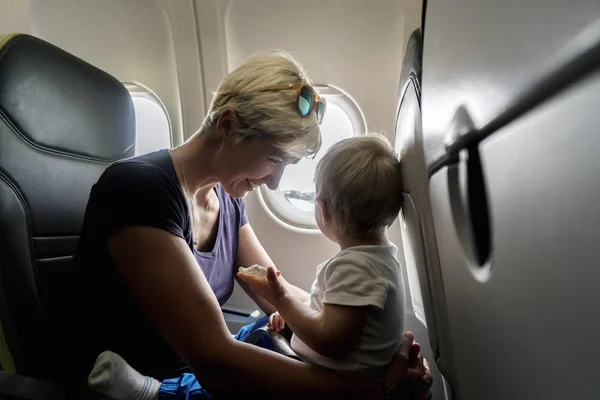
left=260, top=84, right=367, bottom=229
left=124, top=81, right=174, bottom=153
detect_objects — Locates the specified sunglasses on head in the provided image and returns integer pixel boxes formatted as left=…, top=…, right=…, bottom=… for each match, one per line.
left=262, top=82, right=327, bottom=125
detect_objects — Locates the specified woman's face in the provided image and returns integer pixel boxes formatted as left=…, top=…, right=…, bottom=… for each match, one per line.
left=216, top=135, right=300, bottom=198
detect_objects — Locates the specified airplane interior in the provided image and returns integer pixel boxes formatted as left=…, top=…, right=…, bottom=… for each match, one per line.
left=0, top=0, right=599, bottom=399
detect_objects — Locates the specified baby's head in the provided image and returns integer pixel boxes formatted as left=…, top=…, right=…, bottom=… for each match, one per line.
left=314, top=133, right=404, bottom=242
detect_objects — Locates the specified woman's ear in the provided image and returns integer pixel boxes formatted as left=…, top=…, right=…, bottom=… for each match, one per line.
left=216, top=109, right=236, bottom=141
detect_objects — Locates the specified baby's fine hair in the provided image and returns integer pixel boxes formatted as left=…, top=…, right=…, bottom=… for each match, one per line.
left=315, top=133, right=404, bottom=237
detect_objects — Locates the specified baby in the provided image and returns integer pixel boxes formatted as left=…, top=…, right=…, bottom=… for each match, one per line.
left=89, top=133, right=412, bottom=399
left=239, top=133, right=406, bottom=377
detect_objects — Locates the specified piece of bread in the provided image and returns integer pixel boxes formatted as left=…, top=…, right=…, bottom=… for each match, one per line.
left=238, top=264, right=268, bottom=281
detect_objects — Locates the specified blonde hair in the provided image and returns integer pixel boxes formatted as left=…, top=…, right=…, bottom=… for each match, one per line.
left=201, top=50, right=322, bottom=158
left=315, top=134, right=404, bottom=237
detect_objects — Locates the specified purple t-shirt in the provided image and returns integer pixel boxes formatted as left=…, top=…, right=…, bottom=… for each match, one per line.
left=75, top=149, right=248, bottom=381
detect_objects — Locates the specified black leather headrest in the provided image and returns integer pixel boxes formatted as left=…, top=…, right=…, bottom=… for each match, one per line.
left=0, top=34, right=135, bottom=383
left=0, top=34, right=134, bottom=160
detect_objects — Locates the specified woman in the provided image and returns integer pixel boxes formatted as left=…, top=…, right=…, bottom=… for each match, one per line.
left=75, top=50, right=432, bottom=399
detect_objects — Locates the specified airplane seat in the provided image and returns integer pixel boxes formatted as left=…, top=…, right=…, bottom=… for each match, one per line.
left=0, top=33, right=135, bottom=399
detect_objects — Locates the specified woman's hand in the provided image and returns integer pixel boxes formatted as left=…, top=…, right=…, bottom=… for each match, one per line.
left=404, top=342, right=433, bottom=400
left=268, top=311, right=286, bottom=332
left=384, top=331, right=433, bottom=400
left=237, top=266, right=287, bottom=305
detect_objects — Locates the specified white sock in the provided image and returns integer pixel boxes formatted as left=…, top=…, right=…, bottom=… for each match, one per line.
left=88, top=350, right=160, bottom=400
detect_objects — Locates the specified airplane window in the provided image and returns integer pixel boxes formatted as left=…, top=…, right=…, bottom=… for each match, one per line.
left=279, top=102, right=352, bottom=211
left=124, top=83, right=172, bottom=155
left=260, top=85, right=366, bottom=229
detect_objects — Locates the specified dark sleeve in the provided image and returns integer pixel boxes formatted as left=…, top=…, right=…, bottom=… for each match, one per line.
left=93, top=161, right=187, bottom=241
left=238, top=198, right=249, bottom=227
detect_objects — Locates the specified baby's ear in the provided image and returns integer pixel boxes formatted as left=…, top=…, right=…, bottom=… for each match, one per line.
left=316, top=199, right=332, bottom=223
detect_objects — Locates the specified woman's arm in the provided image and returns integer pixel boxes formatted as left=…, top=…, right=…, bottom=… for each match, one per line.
left=108, top=226, right=384, bottom=400
left=236, top=224, right=311, bottom=310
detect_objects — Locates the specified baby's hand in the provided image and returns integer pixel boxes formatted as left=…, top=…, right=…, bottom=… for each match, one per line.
left=268, top=311, right=286, bottom=332
left=237, top=265, right=286, bottom=305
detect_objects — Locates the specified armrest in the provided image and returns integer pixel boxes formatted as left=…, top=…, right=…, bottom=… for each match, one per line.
left=269, top=331, right=303, bottom=361
left=221, top=304, right=261, bottom=319
left=0, top=371, right=65, bottom=400
left=222, top=305, right=262, bottom=334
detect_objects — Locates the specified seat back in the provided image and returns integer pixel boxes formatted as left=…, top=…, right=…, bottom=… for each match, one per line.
left=0, top=33, right=135, bottom=385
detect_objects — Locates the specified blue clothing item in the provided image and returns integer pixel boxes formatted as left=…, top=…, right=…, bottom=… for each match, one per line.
left=233, top=315, right=273, bottom=350
left=159, top=374, right=212, bottom=400
left=159, top=316, right=271, bottom=400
